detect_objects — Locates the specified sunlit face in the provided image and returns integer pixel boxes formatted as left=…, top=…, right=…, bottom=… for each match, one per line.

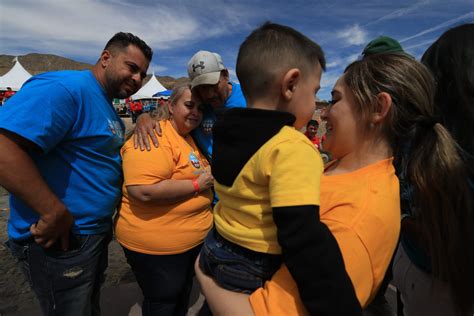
left=321, top=75, right=361, bottom=159
left=193, top=72, right=230, bottom=109
left=103, top=45, right=150, bottom=99
left=321, top=76, right=361, bottom=159
left=287, top=64, right=322, bottom=130
left=169, top=89, right=203, bottom=136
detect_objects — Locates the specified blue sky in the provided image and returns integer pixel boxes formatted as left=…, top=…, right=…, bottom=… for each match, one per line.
left=1, top=0, right=473, bottom=100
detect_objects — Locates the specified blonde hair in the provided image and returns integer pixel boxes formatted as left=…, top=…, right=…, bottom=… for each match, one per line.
left=126, top=84, right=191, bottom=140
left=345, top=54, right=473, bottom=312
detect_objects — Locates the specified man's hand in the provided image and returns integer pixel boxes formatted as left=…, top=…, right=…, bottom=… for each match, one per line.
left=133, top=113, right=161, bottom=151
left=30, top=207, right=74, bottom=250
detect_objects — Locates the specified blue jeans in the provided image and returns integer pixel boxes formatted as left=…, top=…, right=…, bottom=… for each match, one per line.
left=199, top=228, right=282, bottom=294
left=7, top=232, right=111, bottom=316
left=123, top=244, right=202, bottom=316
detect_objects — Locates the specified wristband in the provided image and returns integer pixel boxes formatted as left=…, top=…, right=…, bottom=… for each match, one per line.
left=192, top=178, right=200, bottom=196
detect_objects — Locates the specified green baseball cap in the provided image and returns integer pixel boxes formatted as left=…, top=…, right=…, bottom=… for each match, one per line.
left=362, top=36, right=407, bottom=57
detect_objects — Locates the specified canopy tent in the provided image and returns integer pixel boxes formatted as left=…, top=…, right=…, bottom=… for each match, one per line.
left=153, top=89, right=172, bottom=98
left=131, top=74, right=166, bottom=100
left=0, top=58, right=32, bottom=91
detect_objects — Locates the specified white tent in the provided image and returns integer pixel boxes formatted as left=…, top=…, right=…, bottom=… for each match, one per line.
left=131, top=74, right=166, bottom=100
left=0, top=58, right=32, bottom=91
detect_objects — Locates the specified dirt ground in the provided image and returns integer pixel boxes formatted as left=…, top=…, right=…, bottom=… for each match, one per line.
left=0, top=118, right=142, bottom=314
left=0, top=183, right=140, bottom=316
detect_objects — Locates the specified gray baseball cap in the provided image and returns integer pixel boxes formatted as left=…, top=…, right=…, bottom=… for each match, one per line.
left=187, top=50, right=225, bottom=89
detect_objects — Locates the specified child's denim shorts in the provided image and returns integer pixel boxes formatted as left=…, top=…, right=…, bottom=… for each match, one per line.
left=199, top=228, right=282, bottom=294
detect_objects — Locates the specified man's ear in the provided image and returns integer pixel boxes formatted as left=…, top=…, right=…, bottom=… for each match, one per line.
left=281, top=68, right=301, bottom=101
left=221, top=69, right=230, bottom=81
left=100, top=50, right=112, bottom=68
left=373, top=92, right=392, bottom=123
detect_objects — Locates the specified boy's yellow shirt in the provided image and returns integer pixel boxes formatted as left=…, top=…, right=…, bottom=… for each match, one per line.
left=213, top=125, right=323, bottom=254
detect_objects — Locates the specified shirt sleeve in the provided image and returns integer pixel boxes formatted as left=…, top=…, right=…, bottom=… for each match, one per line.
left=249, top=223, right=373, bottom=315
left=0, top=79, right=78, bottom=153
left=121, top=142, right=175, bottom=186
left=264, top=139, right=323, bottom=207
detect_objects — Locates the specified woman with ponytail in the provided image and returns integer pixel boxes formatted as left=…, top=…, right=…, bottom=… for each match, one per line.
left=392, top=23, right=474, bottom=316
left=194, top=50, right=473, bottom=315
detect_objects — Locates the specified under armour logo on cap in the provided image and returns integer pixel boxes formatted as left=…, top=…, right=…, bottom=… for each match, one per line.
left=192, top=61, right=205, bottom=72
left=187, top=50, right=226, bottom=89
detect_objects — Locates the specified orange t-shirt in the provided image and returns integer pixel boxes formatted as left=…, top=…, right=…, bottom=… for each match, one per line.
left=249, top=158, right=400, bottom=314
left=115, top=120, right=213, bottom=255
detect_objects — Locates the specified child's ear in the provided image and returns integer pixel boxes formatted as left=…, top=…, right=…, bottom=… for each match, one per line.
left=372, top=92, right=392, bottom=123
left=167, top=103, right=173, bottom=116
left=281, top=68, right=301, bottom=101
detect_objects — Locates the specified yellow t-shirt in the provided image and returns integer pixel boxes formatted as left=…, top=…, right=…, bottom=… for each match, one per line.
left=214, top=126, right=323, bottom=254
left=115, top=120, right=213, bottom=255
left=249, top=158, right=401, bottom=314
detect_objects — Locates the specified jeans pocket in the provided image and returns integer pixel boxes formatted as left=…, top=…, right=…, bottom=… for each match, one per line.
left=216, top=264, right=263, bottom=293
left=46, top=235, right=91, bottom=259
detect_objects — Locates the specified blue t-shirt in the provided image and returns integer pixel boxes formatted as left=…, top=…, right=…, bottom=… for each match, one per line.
left=192, top=82, right=246, bottom=161
left=0, top=70, right=125, bottom=240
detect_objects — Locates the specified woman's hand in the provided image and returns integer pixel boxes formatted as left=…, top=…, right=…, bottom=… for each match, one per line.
left=197, top=169, right=214, bottom=192
left=133, top=113, right=162, bottom=151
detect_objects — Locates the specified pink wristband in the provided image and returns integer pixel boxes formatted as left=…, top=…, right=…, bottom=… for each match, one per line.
left=192, top=178, right=200, bottom=196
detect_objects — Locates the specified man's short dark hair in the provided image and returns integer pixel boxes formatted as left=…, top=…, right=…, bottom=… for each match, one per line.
left=104, top=32, right=153, bottom=61
left=307, top=119, right=319, bottom=127
left=236, top=22, right=325, bottom=101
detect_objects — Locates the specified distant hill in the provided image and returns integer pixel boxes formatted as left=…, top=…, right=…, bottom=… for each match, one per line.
left=0, top=53, right=188, bottom=89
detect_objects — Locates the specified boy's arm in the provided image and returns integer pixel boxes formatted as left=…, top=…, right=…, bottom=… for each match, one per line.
left=273, top=205, right=362, bottom=315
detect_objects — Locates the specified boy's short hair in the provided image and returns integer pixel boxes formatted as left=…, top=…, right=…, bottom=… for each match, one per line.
left=104, top=32, right=153, bottom=61
left=236, top=22, right=325, bottom=102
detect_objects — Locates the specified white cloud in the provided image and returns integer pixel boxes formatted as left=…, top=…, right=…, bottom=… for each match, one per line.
left=336, top=24, right=368, bottom=46
left=149, top=63, right=167, bottom=75
left=319, top=70, right=343, bottom=100
left=346, top=53, right=360, bottom=64
left=0, top=0, right=257, bottom=59
left=326, top=59, right=342, bottom=68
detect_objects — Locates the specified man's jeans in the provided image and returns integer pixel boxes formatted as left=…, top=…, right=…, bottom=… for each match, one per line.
left=7, top=232, right=111, bottom=316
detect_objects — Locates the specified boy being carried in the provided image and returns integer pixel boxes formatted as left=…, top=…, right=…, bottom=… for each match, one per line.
left=198, top=22, right=361, bottom=315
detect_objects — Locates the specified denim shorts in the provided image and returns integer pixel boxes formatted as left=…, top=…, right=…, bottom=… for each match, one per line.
left=199, top=228, right=282, bottom=294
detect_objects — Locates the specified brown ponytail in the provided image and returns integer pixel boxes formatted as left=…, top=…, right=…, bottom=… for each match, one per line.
left=345, top=54, right=474, bottom=313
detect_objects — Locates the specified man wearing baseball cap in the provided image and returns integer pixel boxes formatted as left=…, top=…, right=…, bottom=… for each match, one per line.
left=135, top=50, right=246, bottom=161
left=185, top=50, right=246, bottom=160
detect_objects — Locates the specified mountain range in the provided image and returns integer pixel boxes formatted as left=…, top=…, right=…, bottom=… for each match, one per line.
left=0, top=53, right=188, bottom=89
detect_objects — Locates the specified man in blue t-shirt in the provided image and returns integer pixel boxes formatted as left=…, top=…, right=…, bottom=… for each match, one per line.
left=134, top=50, right=247, bottom=161
left=0, top=32, right=152, bottom=315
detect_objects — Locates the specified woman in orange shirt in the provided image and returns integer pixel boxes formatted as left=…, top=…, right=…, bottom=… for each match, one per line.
left=115, top=84, right=214, bottom=315
left=195, top=53, right=468, bottom=315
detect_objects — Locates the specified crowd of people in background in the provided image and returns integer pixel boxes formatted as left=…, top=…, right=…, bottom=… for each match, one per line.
left=0, top=21, right=472, bottom=316
left=0, top=87, right=16, bottom=106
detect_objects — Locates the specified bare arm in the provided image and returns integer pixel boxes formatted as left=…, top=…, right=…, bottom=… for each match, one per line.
left=0, top=130, right=73, bottom=249
left=127, top=170, right=214, bottom=204
left=133, top=113, right=162, bottom=151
